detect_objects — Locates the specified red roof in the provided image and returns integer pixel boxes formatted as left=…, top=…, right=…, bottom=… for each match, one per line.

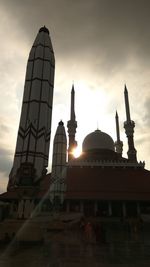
left=0, top=191, right=18, bottom=200
left=65, top=166, right=150, bottom=201
left=0, top=174, right=51, bottom=200
left=1, top=167, right=150, bottom=201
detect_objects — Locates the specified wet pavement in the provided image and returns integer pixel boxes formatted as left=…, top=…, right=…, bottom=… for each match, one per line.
left=0, top=240, right=150, bottom=267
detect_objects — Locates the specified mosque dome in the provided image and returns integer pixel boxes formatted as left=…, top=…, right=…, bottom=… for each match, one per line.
left=82, top=129, right=115, bottom=152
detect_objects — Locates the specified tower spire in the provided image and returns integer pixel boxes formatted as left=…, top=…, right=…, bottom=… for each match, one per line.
left=71, top=84, right=75, bottom=121
left=67, top=84, right=77, bottom=161
left=8, top=27, right=55, bottom=189
left=50, top=121, right=67, bottom=207
left=124, top=84, right=131, bottom=122
left=124, top=85, right=137, bottom=162
left=115, top=111, right=123, bottom=156
left=116, top=111, right=120, bottom=141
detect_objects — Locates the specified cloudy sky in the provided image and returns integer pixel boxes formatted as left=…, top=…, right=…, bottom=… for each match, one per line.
left=0, top=0, right=150, bottom=192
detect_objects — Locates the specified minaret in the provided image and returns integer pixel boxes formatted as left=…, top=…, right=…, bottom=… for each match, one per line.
left=50, top=121, right=67, bottom=206
left=115, top=111, right=123, bottom=157
left=67, top=84, right=77, bottom=161
left=8, top=26, right=55, bottom=189
left=124, top=85, right=137, bottom=162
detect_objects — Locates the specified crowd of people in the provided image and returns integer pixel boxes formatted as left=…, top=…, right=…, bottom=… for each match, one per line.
left=78, top=216, right=144, bottom=244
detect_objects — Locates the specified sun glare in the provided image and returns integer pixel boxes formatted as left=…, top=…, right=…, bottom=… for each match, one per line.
left=72, top=147, right=82, bottom=158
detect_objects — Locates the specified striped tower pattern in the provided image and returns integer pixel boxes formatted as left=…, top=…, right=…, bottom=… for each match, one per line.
left=50, top=121, right=67, bottom=204
left=8, top=26, right=55, bottom=187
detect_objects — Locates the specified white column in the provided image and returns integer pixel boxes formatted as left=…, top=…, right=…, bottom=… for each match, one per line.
left=122, top=202, right=126, bottom=217
left=50, top=121, right=67, bottom=203
left=94, top=201, right=98, bottom=216
left=108, top=201, right=112, bottom=216
left=137, top=202, right=140, bottom=216
left=24, top=199, right=31, bottom=218
left=18, top=200, right=24, bottom=219
left=80, top=201, right=84, bottom=213
left=66, top=202, right=70, bottom=213
left=10, top=203, right=14, bottom=216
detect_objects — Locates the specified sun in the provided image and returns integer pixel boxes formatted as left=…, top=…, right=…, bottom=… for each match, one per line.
left=72, top=147, right=82, bottom=158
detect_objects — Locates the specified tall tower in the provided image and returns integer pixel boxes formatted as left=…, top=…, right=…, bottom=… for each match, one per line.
left=115, top=111, right=123, bottom=157
left=67, top=84, right=77, bottom=161
left=124, top=85, right=137, bottom=162
left=50, top=121, right=67, bottom=205
left=8, top=26, right=55, bottom=188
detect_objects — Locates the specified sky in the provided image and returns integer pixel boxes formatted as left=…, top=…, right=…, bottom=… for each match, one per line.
left=0, top=0, right=150, bottom=192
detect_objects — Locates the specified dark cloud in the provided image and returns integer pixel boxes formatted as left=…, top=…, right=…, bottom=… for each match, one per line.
left=0, top=0, right=150, bottom=171
left=2, top=0, right=150, bottom=72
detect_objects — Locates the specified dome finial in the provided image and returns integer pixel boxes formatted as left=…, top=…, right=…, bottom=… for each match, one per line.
left=97, top=121, right=99, bottom=130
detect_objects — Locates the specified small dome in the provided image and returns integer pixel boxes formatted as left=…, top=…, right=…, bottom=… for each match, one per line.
left=82, top=129, right=115, bottom=152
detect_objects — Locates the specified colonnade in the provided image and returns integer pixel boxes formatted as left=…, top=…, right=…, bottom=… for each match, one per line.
left=66, top=200, right=141, bottom=217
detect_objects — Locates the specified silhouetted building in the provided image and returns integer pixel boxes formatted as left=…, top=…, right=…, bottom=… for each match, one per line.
left=0, top=26, right=150, bottom=222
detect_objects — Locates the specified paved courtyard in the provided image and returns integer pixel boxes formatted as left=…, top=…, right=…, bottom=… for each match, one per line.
left=0, top=235, right=150, bottom=266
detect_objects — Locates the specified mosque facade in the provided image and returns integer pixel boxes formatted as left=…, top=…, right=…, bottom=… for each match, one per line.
left=0, top=26, right=150, bottom=222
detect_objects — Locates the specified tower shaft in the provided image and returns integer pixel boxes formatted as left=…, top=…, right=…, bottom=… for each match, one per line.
left=71, top=85, right=75, bottom=121
left=50, top=121, right=67, bottom=205
left=116, top=111, right=120, bottom=141
left=67, top=85, right=77, bottom=161
left=124, top=86, right=137, bottom=162
left=115, top=111, right=123, bottom=156
left=8, top=26, right=55, bottom=188
left=124, top=85, right=131, bottom=122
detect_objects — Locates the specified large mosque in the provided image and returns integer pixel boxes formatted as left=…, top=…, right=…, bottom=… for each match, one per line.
left=0, top=26, right=150, bottom=221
